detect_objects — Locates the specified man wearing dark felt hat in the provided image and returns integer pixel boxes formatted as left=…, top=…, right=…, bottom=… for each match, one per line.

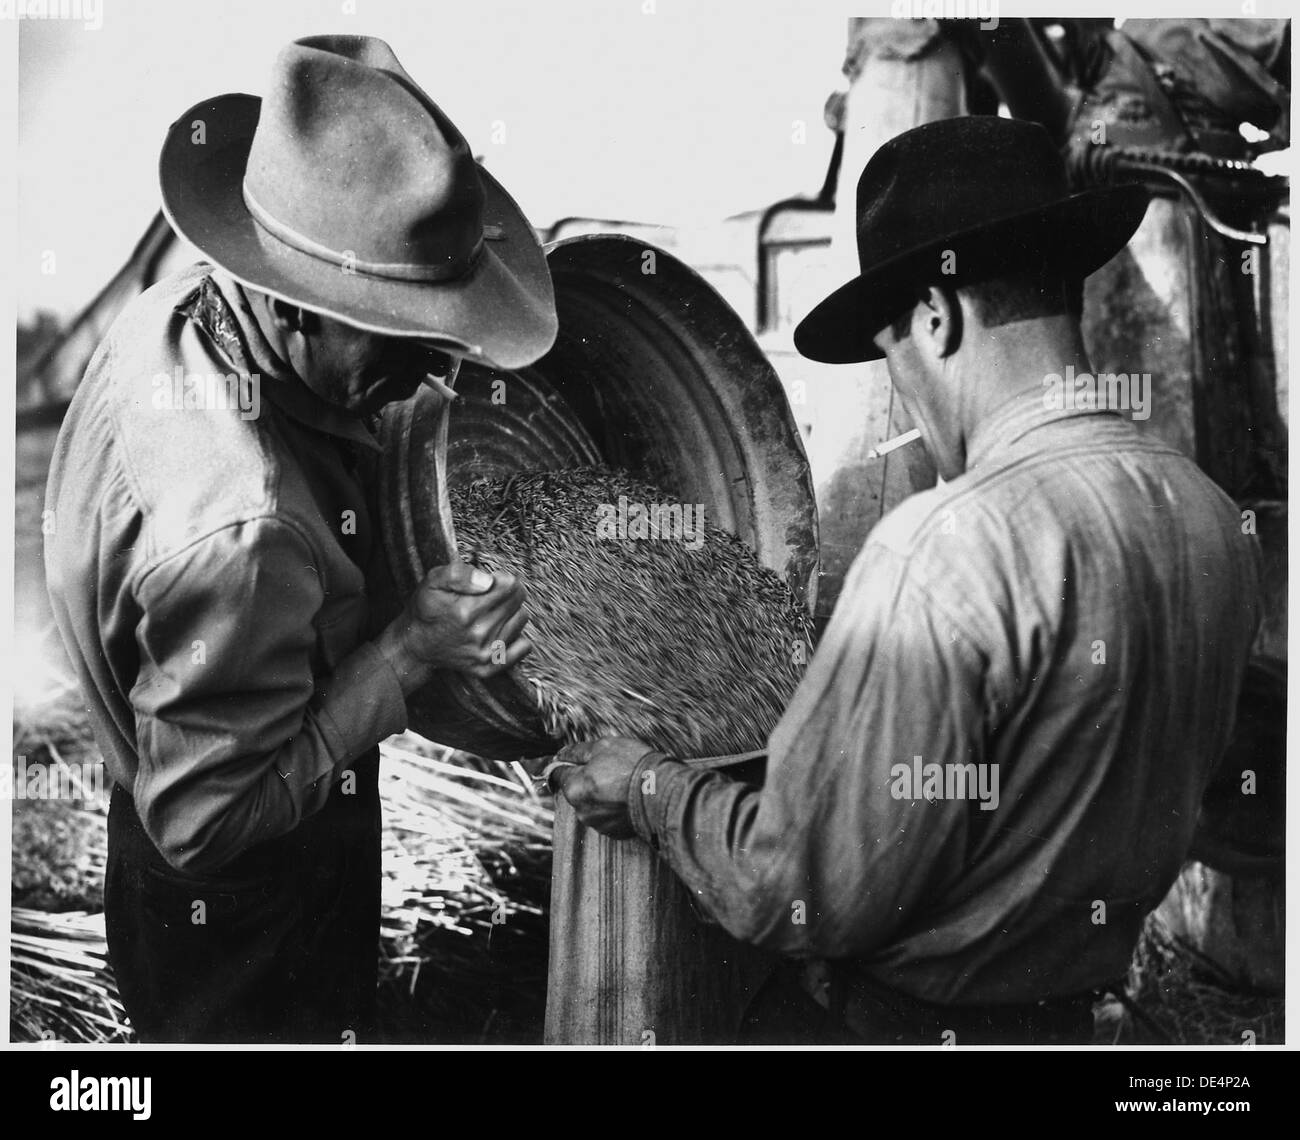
left=555, top=116, right=1262, bottom=1043
left=44, top=35, right=553, bottom=1043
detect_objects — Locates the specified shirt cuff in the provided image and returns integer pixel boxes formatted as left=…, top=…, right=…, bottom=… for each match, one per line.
left=312, top=639, right=409, bottom=774
left=628, top=752, right=689, bottom=846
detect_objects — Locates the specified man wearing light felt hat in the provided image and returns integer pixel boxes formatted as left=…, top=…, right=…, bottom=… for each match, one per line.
left=557, top=116, right=1261, bottom=1042
left=45, top=35, right=551, bottom=1042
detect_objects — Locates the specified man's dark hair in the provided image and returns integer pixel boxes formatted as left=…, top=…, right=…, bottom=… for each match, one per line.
left=967, top=267, right=1077, bottom=327
left=888, top=267, right=1081, bottom=342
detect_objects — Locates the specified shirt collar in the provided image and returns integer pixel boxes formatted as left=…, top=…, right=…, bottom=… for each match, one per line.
left=965, top=391, right=1123, bottom=471
left=179, top=270, right=383, bottom=453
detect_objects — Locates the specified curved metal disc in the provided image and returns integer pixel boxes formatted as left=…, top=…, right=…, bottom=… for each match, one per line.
left=377, top=233, right=820, bottom=761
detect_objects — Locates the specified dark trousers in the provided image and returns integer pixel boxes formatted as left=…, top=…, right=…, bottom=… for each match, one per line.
left=739, top=960, right=1099, bottom=1045
left=104, top=752, right=382, bottom=1044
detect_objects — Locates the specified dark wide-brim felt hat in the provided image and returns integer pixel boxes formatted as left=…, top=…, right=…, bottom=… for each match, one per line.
left=794, top=116, right=1151, bottom=364
left=160, top=35, right=557, bottom=370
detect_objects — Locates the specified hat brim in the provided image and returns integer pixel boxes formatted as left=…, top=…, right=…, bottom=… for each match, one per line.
left=793, top=183, right=1151, bottom=365
left=160, top=94, right=558, bottom=371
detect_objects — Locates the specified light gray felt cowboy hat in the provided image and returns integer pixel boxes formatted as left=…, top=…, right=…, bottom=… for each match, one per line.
left=159, top=34, right=557, bottom=370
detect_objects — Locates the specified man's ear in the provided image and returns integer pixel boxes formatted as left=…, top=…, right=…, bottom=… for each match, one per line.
left=266, top=295, right=312, bottom=335
left=918, top=284, right=961, bottom=359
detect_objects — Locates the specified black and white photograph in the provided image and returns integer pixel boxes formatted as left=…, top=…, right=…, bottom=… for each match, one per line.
left=1, top=0, right=1293, bottom=1098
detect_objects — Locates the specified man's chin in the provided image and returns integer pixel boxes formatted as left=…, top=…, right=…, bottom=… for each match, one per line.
left=353, top=378, right=422, bottom=417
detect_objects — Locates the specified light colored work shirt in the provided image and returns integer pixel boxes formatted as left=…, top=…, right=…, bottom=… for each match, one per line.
left=45, top=265, right=408, bottom=875
left=630, top=397, right=1260, bottom=1005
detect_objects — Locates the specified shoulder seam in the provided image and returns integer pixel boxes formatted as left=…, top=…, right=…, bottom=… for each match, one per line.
left=858, top=541, right=989, bottom=660
left=130, top=511, right=323, bottom=599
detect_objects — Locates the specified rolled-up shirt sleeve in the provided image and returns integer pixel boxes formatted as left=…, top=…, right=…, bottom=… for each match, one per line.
left=128, top=514, right=408, bottom=873
left=628, top=541, right=987, bottom=959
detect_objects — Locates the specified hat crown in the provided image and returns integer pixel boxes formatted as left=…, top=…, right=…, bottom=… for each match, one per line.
left=854, top=116, right=1069, bottom=273
left=793, top=115, right=1150, bottom=363
left=243, top=35, right=485, bottom=281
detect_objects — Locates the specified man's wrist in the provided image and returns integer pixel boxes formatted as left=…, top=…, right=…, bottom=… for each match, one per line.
left=627, top=751, right=683, bottom=846
left=315, top=639, right=410, bottom=763
left=373, top=625, right=432, bottom=696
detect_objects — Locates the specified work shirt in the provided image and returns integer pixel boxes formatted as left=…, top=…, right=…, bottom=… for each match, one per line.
left=629, top=399, right=1261, bottom=1005
left=45, top=264, right=408, bottom=875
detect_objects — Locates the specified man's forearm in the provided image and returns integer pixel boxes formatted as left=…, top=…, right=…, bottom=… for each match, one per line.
left=626, top=753, right=816, bottom=952
left=135, top=639, right=408, bottom=874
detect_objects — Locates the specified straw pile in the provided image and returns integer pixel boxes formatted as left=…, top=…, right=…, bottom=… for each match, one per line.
left=12, top=907, right=131, bottom=1044
left=450, top=466, right=815, bottom=757
left=9, top=772, right=128, bottom=1043
left=10, top=659, right=126, bottom=1042
left=1092, top=912, right=1286, bottom=1045
left=11, top=732, right=554, bottom=1044
left=376, top=733, right=552, bottom=1042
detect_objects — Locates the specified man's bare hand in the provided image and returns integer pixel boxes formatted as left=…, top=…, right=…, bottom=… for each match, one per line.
left=376, top=560, right=532, bottom=693
left=554, top=738, right=657, bottom=840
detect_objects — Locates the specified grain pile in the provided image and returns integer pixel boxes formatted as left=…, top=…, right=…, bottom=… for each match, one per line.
left=449, top=466, right=814, bottom=758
